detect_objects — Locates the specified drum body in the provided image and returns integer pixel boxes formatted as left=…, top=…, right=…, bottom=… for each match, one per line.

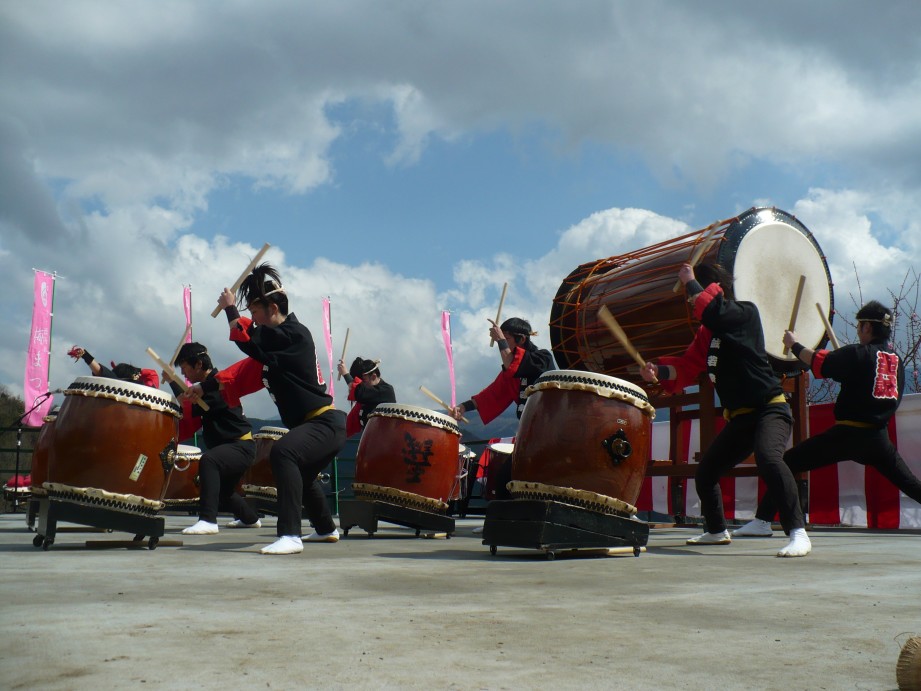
left=484, top=442, right=514, bottom=501
left=30, top=414, right=57, bottom=495
left=512, top=371, right=654, bottom=505
left=45, top=377, right=181, bottom=500
left=550, top=207, right=833, bottom=382
left=162, top=445, right=202, bottom=503
left=355, top=404, right=461, bottom=504
left=242, top=426, right=288, bottom=489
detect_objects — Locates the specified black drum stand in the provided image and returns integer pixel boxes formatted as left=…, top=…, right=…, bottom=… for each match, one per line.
left=32, top=498, right=165, bottom=551
left=338, top=499, right=455, bottom=538
left=482, top=499, right=649, bottom=560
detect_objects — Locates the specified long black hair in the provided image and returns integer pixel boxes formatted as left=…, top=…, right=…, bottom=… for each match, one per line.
left=695, top=262, right=735, bottom=301
left=237, top=263, right=289, bottom=315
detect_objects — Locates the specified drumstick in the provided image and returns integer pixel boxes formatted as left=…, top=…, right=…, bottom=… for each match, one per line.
left=168, top=324, right=192, bottom=366
left=210, top=242, right=271, bottom=318
left=490, top=282, right=509, bottom=347
left=815, top=303, right=841, bottom=349
left=419, top=385, right=469, bottom=424
left=598, top=305, right=657, bottom=384
left=673, top=221, right=721, bottom=293
left=336, top=328, right=351, bottom=380
left=782, top=275, right=807, bottom=355
left=146, top=347, right=210, bottom=411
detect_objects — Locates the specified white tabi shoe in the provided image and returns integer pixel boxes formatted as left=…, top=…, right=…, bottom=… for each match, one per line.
left=260, top=536, right=304, bottom=555
left=304, top=529, right=340, bottom=543
left=686, top=530, right=732, bottom=545
left=777, top=528, right=812, bottom=558
left=226, top=519, right=262, bottom=529
left=731, top=519, right=774, bottom=538
left=182, top=520, right=219, bottom=535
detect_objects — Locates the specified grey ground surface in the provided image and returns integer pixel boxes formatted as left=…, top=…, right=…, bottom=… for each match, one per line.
left=1, top=512, right=919, bottom=690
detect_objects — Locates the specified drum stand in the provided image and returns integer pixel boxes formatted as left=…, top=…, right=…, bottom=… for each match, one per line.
left=338, top=499, right=455, bottom=538
left=481, top=499, right=649, bottom=560
left=32, top=498, right=166, bottom=551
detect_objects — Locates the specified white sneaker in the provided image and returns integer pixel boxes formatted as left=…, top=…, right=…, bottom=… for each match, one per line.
left=182, top=520, right=219, bottom=535
left=226, top=519, right=262, bottom=529
left=777, top=528, right=811, bottom=558
left=731, top=518, right=773, bottom=538
left=686, top=530, right=731, bottom=545
left=472, top=525, right=484, bottom=535
left=304, top=529, right=340, bottom=543
left=260, top=536, right=304, bottom=555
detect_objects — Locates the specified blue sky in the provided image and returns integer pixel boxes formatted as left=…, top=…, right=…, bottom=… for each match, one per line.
left=1, top=1, right=919, bottom=423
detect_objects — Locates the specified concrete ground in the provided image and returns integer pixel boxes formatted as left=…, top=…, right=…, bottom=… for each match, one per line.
left=1, top=511, right=918, bottom=690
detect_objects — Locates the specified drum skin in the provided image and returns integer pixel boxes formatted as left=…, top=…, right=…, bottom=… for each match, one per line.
left=512, top=376, right=652, bottom=506
left=30, top=414, right=56, bottom=491
left=162, top=445, right=201, bottom=502
left=242, top=427, right=288, bottom=489
left=46, top=378, right=180, bottom=500
left=550, top=207, right=833, bottom=382
left=355, top=404, right=460, bottom=504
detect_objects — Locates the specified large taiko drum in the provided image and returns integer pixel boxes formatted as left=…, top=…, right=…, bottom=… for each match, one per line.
left=162, top=444, right=202, bottom=506
left=44, top=377, right=181, bottom=508
left=353, top=403, right=461, bottom=512
left=550, top=207, right=834, bottom=382
left=511, top=371, right=655, bottom=509
left=241, top=426, right=288, bottom=497
left=29, top=413, right=57, bottom=497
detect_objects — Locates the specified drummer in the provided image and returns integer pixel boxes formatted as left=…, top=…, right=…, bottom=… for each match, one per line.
left=337, top=357, right=397, bottom=437
left=68, top=346, right=160, bottom=388
left=640, top=262, right=811, bottom=557
left=168, top=342, right=262, bottom=536
left=734, top=300, right=921, bottom=537
left=208, top=263, right=347, bottom=555
left=449, top=317, right=554, bottom=500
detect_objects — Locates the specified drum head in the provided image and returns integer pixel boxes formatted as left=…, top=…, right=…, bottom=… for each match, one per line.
left=176, top=444, right=201, bottom=458
left=488, top=442, right=515, bottom=455
left=723, top=208, right=833, bottom=370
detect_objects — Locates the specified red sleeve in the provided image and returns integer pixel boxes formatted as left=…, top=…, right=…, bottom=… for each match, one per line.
left=811, top=349, right=830, bottom=379
left=347, top=377, right=362, bottom=402
left=139, top=369, right=160, bottom=388
left=471, top=369, right=520, bottom=425
left=692, top=283, right=722, bottom=320
left=216, top=357, right=265, bottom=400
left=177, top=399, right=202, bottom=441
left=345, top=405, right=362, bottom=437
left=503, top=347, right=526, bottom=377
left=656, top=324, right=712, bottom=394
left=230, top=315, right=254, bottom=343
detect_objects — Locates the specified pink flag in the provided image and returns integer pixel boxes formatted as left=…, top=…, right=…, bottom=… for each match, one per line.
left=183, top=285, right=193, bottom=341
left=321, top=298, right=335, bottom=401
left=441, top=311, right=456, bottom=407
left=23, top=271, right=56, bottom=426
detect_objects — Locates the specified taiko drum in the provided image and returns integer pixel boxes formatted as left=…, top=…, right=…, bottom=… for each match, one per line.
left=241, top=426, right=288, bottom=490
left=162, top=444, right=202, bottom=504
left=29, top=413, right=57, bottom=496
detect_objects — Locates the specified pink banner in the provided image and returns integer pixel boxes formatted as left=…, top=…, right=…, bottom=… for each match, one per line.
left=321, top=298, right=335, bottom=401
left=183, top=285, right=192, bottom=340
left=23, top=271, right=55, bottom=426
left=441, top=311, right=456, bottom=407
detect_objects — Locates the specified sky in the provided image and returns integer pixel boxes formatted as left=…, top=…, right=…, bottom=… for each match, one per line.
left=2, top=1, right=920, bottom=425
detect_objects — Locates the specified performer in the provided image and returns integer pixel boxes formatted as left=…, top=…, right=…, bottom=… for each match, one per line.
left=207, top=263, right=346, bottom=555
left=68, top=346, right=159, bottom=388
left=734, top=300, right=921, bottom=537
left=168, top=342, right=262, bottom=535
left=640, top=262, right=811, bottom=557
left=450, top=317, right=555, bottom=501
left=337, top=357, right=397, bottom=436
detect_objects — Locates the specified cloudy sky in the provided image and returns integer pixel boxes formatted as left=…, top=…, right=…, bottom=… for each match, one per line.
left=2, top=1, right=920, bottom=423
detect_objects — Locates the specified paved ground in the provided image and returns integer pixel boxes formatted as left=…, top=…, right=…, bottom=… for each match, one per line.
left=1, top=511, right=919, bottom=690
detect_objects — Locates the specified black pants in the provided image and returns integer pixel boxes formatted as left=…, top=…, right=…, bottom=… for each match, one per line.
left=756, top=424, right=921, bottom=522
left=695, top=403, right=803, bottom=534
left=197, top=439, right=259, bottom=524
left=271, top=409, right=346, bottom=537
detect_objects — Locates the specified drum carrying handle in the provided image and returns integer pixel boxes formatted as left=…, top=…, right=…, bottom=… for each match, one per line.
left=601, top=430, right=632, bottom=465
left=174, top=458, right=192, bottom=472
left=159, top=441, right=179, bottom=472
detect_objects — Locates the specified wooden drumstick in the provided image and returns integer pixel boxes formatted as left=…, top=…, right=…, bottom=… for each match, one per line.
left=337, top=327, right=351, bottom=380
left=783, top=275, right=807, bottom=355
left=419, top=385, right=469, bottom=424
left=146, top=347, right=210, bottom=411
left=210, top=242, right=271, bottom=318
left=673, top=221, right=721, bottom=293
left=598, top=305, right=657, bottom=384
left=815, top=303, right=841, bottom=350
left=168, top=324, right=192, bottom=366
left=490, top=282, right=509, bottom=347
